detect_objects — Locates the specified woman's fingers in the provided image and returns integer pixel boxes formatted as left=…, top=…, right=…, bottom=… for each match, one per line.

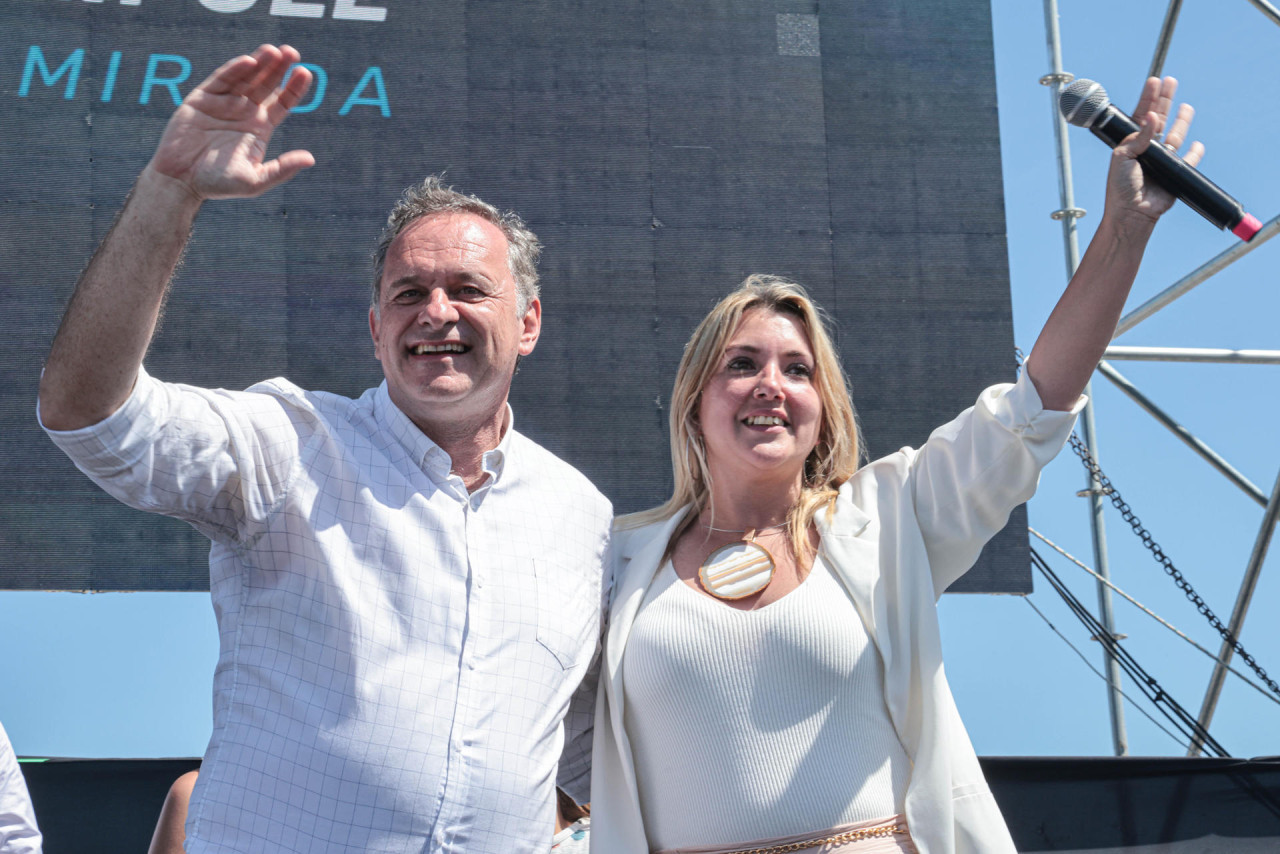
left=1130, top=76, right=1180, bottom=137
left=1116, top=110, right=1159, bottom=159
left=1131, top=77, right=1162, bottom=128
left=1182, top=139, right=1206, bottom=169
left=1152, top=76, right=1177, bottom=133
left=1162, top=102, right=1195, bottom=153
left=1124, top=78, right=1201, bottom=168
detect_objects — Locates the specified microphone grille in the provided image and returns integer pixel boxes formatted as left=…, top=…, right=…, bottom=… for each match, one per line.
left=1059, top=79, right=1111, bottom=128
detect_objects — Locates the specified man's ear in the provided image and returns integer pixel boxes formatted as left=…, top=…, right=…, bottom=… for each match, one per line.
left=518, top=298, right=542, bottom=357
left=369, top=305, right=383, bottom=361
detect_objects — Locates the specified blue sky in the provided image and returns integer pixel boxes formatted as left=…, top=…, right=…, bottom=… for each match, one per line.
left=945, top=0, right=1280, bottom=759
left=2, top=0, right=1278, bottom=762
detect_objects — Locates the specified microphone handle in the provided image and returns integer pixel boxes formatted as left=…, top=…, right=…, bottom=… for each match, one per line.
left=1090, top=108, right=1246, bottom=232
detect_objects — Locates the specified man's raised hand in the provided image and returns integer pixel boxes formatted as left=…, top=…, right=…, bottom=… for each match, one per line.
left=38, top=46, right=315, bottom=431
left=148, top=44, right=315, bottom=201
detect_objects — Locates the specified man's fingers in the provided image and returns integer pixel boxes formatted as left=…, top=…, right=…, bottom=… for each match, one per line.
left=258, top=150, right=316, bottom=192
left=186, top=45, right=305, bottom=113
left=266, top=64, right=314, bottom=123
left=198, top=53, right=259, bottom=97
left=243, top=45, right=288, bottom=103
left=156, top=45, right=312, bottom=196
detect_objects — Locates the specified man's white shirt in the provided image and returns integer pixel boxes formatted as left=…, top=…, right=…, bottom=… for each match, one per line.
left=42, top=368, right=611, bottom=854
left=0, top=722, right=42, bottom=854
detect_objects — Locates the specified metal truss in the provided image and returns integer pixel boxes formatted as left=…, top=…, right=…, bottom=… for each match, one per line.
left=1039, top=0, right=1280, bottom=756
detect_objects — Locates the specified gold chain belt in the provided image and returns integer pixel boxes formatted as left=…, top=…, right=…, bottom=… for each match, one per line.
left=714, top=821, right=910, bottom=854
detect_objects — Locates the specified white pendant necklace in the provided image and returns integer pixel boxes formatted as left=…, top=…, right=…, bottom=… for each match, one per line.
left=697, top=522, right=786, bottom=600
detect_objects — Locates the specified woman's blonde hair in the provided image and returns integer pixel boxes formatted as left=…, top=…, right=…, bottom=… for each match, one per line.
left=622, top=274, right=862, bottom=562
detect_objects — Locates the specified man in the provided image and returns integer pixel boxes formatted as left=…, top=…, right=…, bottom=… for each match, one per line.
left=38, top=44, right=610, bottom=853
left=0, top=722, right=42, bottom=854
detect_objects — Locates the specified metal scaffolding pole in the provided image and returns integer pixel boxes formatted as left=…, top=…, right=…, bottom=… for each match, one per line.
left=1050, top=0, right=1280, bottom=760
left=1095, top=361, right=1268, bottom=507
left=1041, top=0, right=1128, bottom=755
left=1147, top=0, right=1183, bottom=79
left=1114, top=213, right=1280, bottom=338
left=1103, top=346, right=1280, bottom=365
left=1189, top=468, right=1280, bottom=755
left=1245, top=0, right=1280, bottom=27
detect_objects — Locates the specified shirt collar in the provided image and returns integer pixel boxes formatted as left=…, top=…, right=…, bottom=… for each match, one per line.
left=374, top=381, right=514, bottom=487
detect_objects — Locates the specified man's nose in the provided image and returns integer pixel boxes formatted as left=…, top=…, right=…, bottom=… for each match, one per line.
left=418, top=289, right=459, bottom=327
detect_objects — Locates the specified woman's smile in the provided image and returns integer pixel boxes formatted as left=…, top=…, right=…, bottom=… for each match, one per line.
left=697, top=308, right=822, bottom=481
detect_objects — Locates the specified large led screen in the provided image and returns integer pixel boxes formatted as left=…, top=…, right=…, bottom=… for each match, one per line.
left=2, top=0, right=1024, bottom=592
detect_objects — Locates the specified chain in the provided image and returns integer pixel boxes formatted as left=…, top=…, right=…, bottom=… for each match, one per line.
left=712, top=822, right=909, bottom=854
left=1009, top=346, right=1280, bottom=698
left=1067, top=433, right=1280, bottom=698
left=1030, top=527, right=1280, bottom=707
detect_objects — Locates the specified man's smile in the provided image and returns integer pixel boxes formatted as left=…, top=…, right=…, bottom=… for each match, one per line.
left=410, top=342, right=470, bottom=355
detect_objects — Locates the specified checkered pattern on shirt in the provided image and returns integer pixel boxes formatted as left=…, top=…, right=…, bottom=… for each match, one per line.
left=43, top=368, right=612, bottom=854
left=0, top=721, right=43, bottom=854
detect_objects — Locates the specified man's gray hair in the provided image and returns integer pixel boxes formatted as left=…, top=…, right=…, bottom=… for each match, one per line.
left=371, top=176, right=542, bottom=315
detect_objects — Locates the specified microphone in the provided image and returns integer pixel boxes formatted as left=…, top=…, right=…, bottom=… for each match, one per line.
left=1059, top=79, right=1261, bottom=242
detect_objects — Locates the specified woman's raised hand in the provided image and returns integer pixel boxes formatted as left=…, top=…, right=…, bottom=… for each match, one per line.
left=1104, top=76, right=1204, bottom=228
left=1025, top=77, right=1209, bottom=411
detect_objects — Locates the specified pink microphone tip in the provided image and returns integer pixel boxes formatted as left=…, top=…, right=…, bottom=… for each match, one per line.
left=1233, top=213, right=1263, bottom=241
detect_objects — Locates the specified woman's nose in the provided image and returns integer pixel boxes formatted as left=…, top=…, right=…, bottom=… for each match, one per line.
left=753, top=364, right=784, bottom=398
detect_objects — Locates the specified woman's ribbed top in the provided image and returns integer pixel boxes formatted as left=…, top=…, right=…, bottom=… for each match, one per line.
left=623, top=556, right=912, bottom=850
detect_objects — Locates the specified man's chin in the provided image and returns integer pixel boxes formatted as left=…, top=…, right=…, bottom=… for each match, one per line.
left=410, top=385, right=475, bottom=409
left=387, top=377, right=472, bottom=410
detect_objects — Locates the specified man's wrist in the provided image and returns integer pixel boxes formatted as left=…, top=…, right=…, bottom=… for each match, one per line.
left=136, top=163, right=206, bottom=212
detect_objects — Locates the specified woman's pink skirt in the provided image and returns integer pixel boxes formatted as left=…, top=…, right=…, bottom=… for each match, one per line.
left=652, top=815, right=917, bottom=854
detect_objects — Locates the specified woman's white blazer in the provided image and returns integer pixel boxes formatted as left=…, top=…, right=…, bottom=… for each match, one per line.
left=589, top=370, right=1084, bottom=854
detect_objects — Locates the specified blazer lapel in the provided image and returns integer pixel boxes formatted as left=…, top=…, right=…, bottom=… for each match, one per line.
left=606, top=511, right=687, bottom=679
left=816, top=493, right=892, bottom=696
left=602, top=509, right=689, bottom=809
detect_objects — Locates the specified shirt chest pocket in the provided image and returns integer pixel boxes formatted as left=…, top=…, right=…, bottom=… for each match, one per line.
left=533, top=557, right=600, bottom=671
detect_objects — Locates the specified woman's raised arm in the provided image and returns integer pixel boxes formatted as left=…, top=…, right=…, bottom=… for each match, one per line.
left=1026, top=76, right=1202, bottom=411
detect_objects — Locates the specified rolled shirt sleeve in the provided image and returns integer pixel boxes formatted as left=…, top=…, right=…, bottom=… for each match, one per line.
left=905, top=368, right=1086, bottom=595
left=39, top=366, right=302, bottom=545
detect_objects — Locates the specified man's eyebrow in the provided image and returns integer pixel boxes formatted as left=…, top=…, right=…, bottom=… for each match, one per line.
left=386, top=275, right=421, bottom=291
left=385, top=271, right=497, bottom=291
left=453, top=270, right=496, bottom=286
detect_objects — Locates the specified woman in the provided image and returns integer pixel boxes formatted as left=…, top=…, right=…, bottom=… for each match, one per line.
left=591, top=77, right=1201, bottom=854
